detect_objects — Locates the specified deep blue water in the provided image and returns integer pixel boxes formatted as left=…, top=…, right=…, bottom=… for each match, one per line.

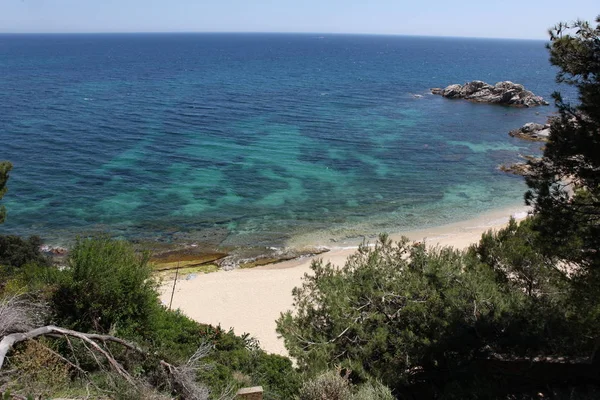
left=0, top=33, right=559, bottom=247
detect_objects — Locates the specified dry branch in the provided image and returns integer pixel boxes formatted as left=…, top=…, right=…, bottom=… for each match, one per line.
left=0, top=325, right=136, bottom=385
left=0, top=325, right=211, bottom=399
left=0, top=295, right=45, bottom=337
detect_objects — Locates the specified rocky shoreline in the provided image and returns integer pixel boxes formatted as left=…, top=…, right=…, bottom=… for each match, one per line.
left=499, top=118, right=553, bottom=176
left=431, top=80, right=549, bottom=107
left=498, top=156, right=540, bottom=177
left=41, top=241, right=330, bottom=274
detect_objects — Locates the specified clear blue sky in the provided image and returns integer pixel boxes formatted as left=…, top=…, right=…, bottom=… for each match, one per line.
left=1, top=0, right=598, bottom=39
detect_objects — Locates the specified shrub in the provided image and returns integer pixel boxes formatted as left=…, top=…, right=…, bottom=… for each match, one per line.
left=7, top=339, right=71, bottom=396
left=149, top=307, right=214, bottom=362
left=469, top=217, right=563, bottom=298
left=51, top=236, right=159, bottom=335
left=351, top=381, right=394, bottom=400
left=0, top=235, right=49, bottom=269
left=1, top=262, right=63, bottom=299
left=298, top=370, right=352, bottom=400
left=146, top=305, right=301, bottom=399
left=298, top=371, right=394, bottom=400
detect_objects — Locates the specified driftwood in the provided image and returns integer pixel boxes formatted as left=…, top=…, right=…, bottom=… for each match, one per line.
left=0, top=295, right=45, bottom=337
left=0, top=325, right=141, bottom=385
left=0, top=325, right=211, bottom=399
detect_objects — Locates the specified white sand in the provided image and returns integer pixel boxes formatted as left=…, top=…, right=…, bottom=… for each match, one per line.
left=159, top=205, right=529, bottom=356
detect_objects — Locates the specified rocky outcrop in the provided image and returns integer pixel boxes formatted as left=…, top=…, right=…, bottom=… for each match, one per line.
left=499, top=155, right=541, bottom=176
left=217, top=246, right=330, bottom=270
left=509, top=122, right=551, bottom=142
left=431, top=81, right=549, bottom=107
left=499, top=162, right=532, bottom=176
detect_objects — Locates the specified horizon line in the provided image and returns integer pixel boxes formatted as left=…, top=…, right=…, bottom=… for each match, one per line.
left=0, top=31, right=548, bottom=42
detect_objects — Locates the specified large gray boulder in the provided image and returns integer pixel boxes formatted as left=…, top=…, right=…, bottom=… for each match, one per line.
left=431, top=80, right=549, bottom=107
left=509, top=121, right=552, bottom=141
left=442, top=84, right=463, bottom=98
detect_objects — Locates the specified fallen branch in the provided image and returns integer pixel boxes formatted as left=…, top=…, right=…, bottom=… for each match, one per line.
left=0, top=295, right=45, bottom=337
left=0, top=325, right=211, bottom=399
left=0, top=325, right=136, bottom=385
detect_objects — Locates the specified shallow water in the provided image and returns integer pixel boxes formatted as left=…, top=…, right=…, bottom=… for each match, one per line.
left=0, top=33, right=560, bottom=247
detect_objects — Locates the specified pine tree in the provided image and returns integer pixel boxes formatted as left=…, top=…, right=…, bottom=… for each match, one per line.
left=0, top=161, right=12, bottom=224
left=525, top=16, right=600, bottom=270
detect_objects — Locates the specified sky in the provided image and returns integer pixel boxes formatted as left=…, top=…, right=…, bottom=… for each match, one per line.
left=0, top=0, right=598, bottom=40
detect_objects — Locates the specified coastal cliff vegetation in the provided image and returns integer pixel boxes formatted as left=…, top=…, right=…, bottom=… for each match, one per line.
left=1, top=15, right=600, bottom=400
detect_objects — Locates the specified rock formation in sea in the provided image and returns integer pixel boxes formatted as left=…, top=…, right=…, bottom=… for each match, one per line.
left=431, top=81, right=549, bottom=107
left=509, top=121, right=551, bottom=141
left=499, top=155, right=541, bottom=176
left=499, top=162, right=532, bottom=176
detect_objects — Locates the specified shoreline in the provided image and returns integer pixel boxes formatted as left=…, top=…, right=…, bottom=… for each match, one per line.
left=159, top=204, right=530, bottom=356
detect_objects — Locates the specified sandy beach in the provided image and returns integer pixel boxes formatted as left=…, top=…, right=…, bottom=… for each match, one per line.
left=159, top=205, right=530, bottom=356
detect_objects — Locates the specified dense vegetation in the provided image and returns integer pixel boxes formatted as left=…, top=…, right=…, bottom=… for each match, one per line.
left=277, top=222, right=598, bottom=398
left=526, top=16, right=600, bottom=271
left=1, top=15, right=600, bottom=400
left=0, top=236, right=300, bottom=399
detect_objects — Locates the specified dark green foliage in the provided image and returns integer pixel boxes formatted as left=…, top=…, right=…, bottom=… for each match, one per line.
left=277, top=229, right=600, bottom=397
left=276, top=235, right=520, bottom=395
left=51, top=236, right=159, bottom=335
left=469, top=217, right=564, bottom=297
left=0, top=235, right=54, bottom=297
left=251, top=352, right=301, bottom=400
left=0, top=235, right=49, bottom=269
left=0, top=161, right=11, bottom=224
left=525, top=16, right=600, bottom=270
left=194, top=324, right=301, bottom=399
left=524, top=15, right=600, bottom=368
left=469, top=218, right=593, bottom=357
left=150, top=306, right=214, bottom=362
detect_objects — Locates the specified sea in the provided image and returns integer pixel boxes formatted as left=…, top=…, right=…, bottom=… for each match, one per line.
left=0, top=33, right=561, bottom=249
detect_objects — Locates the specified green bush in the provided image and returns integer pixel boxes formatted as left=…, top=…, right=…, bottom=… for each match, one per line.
left=51, top=236, right=159, bottom=335
left=0, top=235, right=49, bottom=269
left=2, top=262, right=63, bottom=297
left=469, top=217, right=596, bottom=357
left=351, top=380, right=394, bottom=400
left=149, top=306, right=225, bottom=361
left=469, top=217, right=563, bottom=298
left=253, top=352, right=300, bottom=400
left=194, top=324, right=300, bottom=399
left=0, top=236, right=58, bottom=299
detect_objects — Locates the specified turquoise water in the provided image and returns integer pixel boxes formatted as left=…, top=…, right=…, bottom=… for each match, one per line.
left=0, top=34, right=556, bottom=247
